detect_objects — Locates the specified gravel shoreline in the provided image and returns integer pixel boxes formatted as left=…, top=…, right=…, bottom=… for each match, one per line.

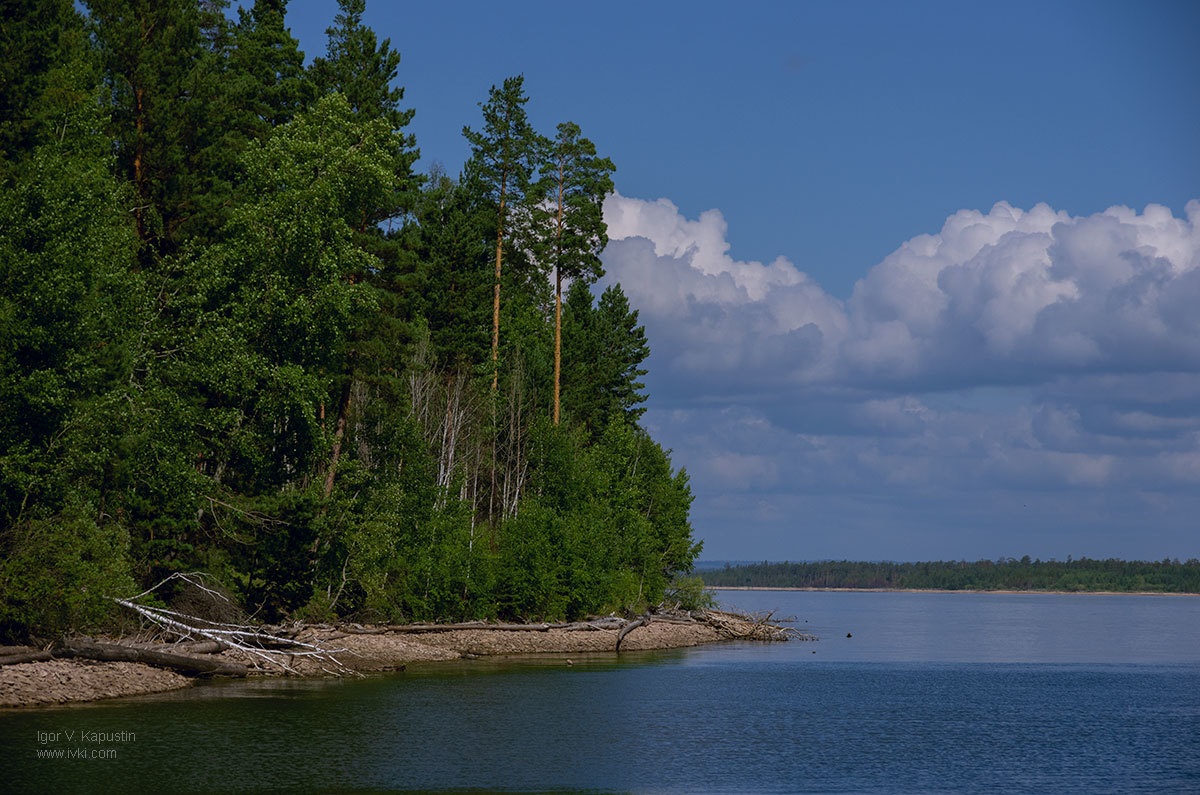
left=1, top=621, right=725, bottom=709
left=0, top=660, right=191, bottom=708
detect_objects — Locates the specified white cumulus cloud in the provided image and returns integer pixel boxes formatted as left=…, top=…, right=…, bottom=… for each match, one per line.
left=601, top=192, right=1200, bottom=392
left=602, top=192, right=1200, bottom=557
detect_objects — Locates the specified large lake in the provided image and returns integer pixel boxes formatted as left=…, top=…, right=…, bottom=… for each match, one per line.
left=3, top=590, right=1198, bottom=793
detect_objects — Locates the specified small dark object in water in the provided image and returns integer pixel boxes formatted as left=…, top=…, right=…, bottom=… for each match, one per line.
left=846, top=632, right=852, bottom=638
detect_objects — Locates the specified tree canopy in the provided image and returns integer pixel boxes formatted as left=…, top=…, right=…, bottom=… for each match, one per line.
left=0, top=1, right=700, bottom=640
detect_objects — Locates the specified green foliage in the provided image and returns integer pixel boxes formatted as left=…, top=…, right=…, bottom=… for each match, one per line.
left=0, top=1, right=702, bottom=639
left=0, top=502, right=135, bottom=640
left=561, top=282, right=650, bottom=434
left=188, top=0, right=314, bottom=240
left=533, top=121, right=615, bottom=287
left=500, top=417, right=701, bottom=619
left=664, top=576, right=716, bottom=611
left=0, top=0, right=87, bottom=167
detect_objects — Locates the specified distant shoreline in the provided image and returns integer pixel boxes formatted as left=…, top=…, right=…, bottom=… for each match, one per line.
left=709, top=586, right=1200, bottom=596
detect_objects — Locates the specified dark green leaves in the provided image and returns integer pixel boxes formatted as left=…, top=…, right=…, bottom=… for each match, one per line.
left=0, top=3, right=698, bottom=637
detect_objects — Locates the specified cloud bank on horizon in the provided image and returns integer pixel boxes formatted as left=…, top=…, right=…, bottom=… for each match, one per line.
left=599, top=192, right=1200, bottom=560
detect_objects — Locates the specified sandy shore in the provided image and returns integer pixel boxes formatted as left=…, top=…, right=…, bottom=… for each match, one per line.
left=0, top=660, right=191, bottom=708
left=1, top=621, right=724, bottom=709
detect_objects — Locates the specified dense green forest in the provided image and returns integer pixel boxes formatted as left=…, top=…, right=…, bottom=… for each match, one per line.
left=703, top=559, right=1200, bottom=593
left=0, top=0, right=703, bottom=640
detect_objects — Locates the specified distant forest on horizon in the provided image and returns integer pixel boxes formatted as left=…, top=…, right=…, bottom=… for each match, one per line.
left=702, top=558, right=1200, bottom=593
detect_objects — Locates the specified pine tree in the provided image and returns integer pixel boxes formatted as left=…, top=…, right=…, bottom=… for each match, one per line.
left=536, top=122, right=615, bottom=424
left=87, top=0, right=216, bottom=248
left=462, top=75, right=544, bottom=390
left=309, top=0, right=418, bottom=242
left=596, top=284, right=650, bottom=424
left=0, top=0, right=86, bottom=169
left=188, top=0, right=313, bottom=242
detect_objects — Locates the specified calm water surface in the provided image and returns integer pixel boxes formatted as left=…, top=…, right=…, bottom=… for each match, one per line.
left=2, top=590, right=1198, bottom=793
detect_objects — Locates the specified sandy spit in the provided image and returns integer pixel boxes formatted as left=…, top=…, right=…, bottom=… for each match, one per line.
left=1, top=621, right=724, bottom=709
left=0, top=659, right=191, bottom=708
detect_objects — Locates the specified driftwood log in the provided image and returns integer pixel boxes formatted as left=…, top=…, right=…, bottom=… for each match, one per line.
left=174, top=640, right=229, bottom=655
left=615, top=612, right=652, bottom=652
left=54, top=640, right=248, bottom=677
left=0, top=640, right=248, bottom=677
left=0, top=648, right=53, bottom=666
left=343, top=622, right=558, bottom=634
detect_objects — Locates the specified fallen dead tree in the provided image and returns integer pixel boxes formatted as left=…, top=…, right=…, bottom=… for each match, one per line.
left=0, top=647, right=53, bottom=666
left=0, top=640, right=247, bottom=677
left=109, top=573, right=354, bottom=676
left=615, top=612, right=650, bottom=652
left=698, top=609, right=815, bottom=641
left=54, top=639, right=249, bottom=677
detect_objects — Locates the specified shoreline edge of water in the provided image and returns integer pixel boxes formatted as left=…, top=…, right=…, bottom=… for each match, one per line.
left=2, top=617, right=752, bottom=710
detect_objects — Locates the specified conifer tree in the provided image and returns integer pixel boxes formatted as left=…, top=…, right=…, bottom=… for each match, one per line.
left=310, top=0, right=418, bottom=245
left=310, top=0, right=412, bottom=129
left=189, top=0, right=312, bottom=241
left=462, top=76, right=543, bottom=390
left=536, top=122, right=615, bottom=424
left=408, top=168, right=494, bottom=367
left=0, top=0, right=85, bottom=169
left=596, top=284, right=650, bottom=424
left=562, top=282, right=649, bottom=433
left=87, top=0, right=216, bottom=247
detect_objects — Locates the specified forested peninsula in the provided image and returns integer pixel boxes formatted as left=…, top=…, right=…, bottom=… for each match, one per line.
left=703, top=559, right=1200, bottom=594
left=0, top=0, right=704, bottom=643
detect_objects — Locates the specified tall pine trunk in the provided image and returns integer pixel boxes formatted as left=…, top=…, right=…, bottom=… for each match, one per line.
left=490, top=108, right=511, bottom=393
left=553, top=157, right=564, bottom=424
left=491, top=200, right=503, bottom=391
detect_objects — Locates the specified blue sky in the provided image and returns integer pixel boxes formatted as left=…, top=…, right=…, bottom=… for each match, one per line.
left=278, top=1, right=1200, bottom=561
